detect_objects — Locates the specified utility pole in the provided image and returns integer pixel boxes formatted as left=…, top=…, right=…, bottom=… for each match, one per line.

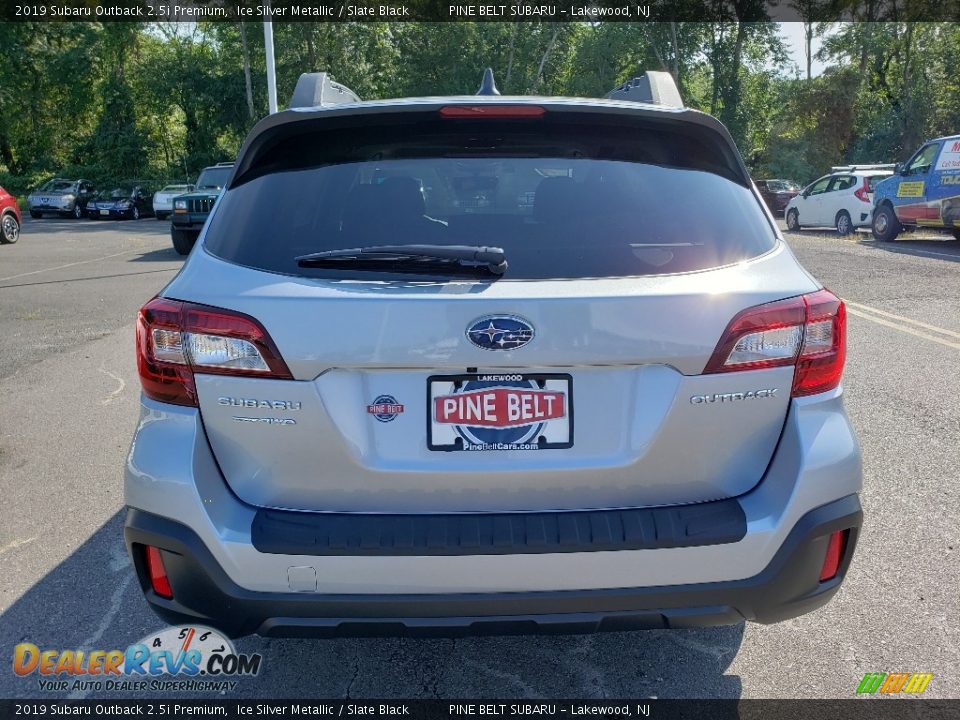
left=263, top=8, right=278, bottom=114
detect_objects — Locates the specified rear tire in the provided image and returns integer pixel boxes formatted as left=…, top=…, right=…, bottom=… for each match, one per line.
left=156, top=212, right=169, bottom=221
left=786, top=209, right=800, bottom=232
left=1, top=212, right=20, bottom=243
left=952, top=229, right=960, bottom=241
left=835, top=210, right=853, bottom=236
left=871, top=204, right=901, bottom=242
left=29, top=210, right=41, bottom=219
left=171, top=228, right=198, bottom=256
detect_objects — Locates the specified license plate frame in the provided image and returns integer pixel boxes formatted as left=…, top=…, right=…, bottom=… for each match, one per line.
left=99, top=209, right=110, bottom=215
left=427, top=372, right=573, bottom=452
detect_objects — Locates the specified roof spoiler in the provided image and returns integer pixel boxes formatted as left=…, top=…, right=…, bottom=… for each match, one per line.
left=289, top=72, right=361, bottom=109
left=605, top=71, right=683, bottom=108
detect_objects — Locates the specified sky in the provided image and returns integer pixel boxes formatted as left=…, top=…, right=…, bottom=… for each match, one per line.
left=779, top=22, right=829, bottom=78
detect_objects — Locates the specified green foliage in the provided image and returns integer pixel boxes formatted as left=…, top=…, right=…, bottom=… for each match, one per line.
left=0, top=20, right=958, bottom=194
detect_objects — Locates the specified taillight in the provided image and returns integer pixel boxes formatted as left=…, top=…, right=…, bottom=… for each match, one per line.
left=145, top=546, right=174, bottom=599
left=704, top=289, right=846, bottom=398
left=136, top=297, right=292, bottom=407
left=439, top=105, right=545, bottom=118
left=854, top=178, right=870, bottom=203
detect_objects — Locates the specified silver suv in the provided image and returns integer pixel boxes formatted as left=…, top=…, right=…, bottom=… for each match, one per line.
left=125, top=71, right=862, bottom=638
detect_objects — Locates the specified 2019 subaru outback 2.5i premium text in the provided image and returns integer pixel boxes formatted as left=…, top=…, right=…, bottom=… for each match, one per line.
left=125, top=71, right=862, bottom=639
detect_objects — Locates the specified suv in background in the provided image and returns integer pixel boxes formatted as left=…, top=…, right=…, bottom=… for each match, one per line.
left=756, top=179, right=799, bottom=215
left=872, top=135, right=960, bottom=242
left=126, top=71, right=861, bottom=639
left=0, top=184, right=21, bottom=244
left=26, top=178, right=97, bottom=219
left=170, top=163, right=233, bottom=255
left=786, top=165, right=894, bottom=235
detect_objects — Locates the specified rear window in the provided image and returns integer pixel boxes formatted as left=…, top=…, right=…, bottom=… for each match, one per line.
left=867, top=175, right=888, bottom=191
left=205, top=115, right=776, bottom=280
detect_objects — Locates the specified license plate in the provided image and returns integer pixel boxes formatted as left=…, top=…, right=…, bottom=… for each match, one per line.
left=427, top=373, right=573, bottom=451
left=99, top=209, right=109, bottom=215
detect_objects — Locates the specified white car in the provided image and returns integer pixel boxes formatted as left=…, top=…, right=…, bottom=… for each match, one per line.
left=152, top=184, right=195, bottom=221
left=785, top=166, right=893, bottom=235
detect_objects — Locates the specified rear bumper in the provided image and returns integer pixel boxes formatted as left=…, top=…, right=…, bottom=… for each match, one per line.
left=125, top=388, right=863, bottom=638
left=125, top=495, right=861, bottom=638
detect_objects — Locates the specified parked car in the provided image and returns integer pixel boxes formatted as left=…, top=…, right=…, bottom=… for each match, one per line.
left=170, top=163, right=233, bottom=255
left=756, top=178, right=799, bottom=214
left=153, top=184, right=195, bottom=221
left=127, top=70, right=861, bottom=639
left=87, top=185, right=154, bottom=220
left=26, top=178, right=97, bottom=219
left=0, top=185, right=21, bottom=244
left=785, top=165, right=894, bottom=235
left=872, top=135, right=960, bottom=242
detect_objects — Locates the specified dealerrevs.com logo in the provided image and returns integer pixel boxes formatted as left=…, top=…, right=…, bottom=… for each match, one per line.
left=13, top=626, right=261, bottom=693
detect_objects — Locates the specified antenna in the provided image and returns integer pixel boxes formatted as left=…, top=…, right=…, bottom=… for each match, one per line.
left=476, top=68, right=501, bottom=96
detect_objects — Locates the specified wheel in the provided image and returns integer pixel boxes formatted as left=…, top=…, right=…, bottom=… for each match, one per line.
left=786, top=208, right=800, bottom=231
left=872, top=204, right=901, bottom=242
left=1, top=212, right=20, bottom=243
left=835, top=210, right=853, bottom=236
left=72, top=203, right=83, bottom=219
left=132, top=206, right=140, bottom=220
left=29, top=210, right=41, bottom=219
left=953, top=229, right=960, bottom=241
left=156, top=212, right=168, bottom=221
left=171, top=228, right=198, bottom=255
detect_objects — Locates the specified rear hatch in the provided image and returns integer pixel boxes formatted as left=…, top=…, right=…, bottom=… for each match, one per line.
left=158, top=103, right=821, bottom=513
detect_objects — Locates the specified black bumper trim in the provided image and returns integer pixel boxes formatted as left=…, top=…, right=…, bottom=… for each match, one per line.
left=251, top=500, right=747, bottom=557
left=124, top=495, right=861, bottom=638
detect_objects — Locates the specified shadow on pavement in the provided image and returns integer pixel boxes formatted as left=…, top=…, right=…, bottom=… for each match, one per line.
left=20, top=218, right=170, bottom=237
left=0, top=512, right=744, bottom=701
left=128, top=247, right=184, bottom=263
left=857, top=236, right=960, bottom=262
left=0, top=268, right=179, bottom=290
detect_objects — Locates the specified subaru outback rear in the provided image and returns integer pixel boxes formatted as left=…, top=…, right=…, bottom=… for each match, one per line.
left=124, top=71, right=862, bottom=638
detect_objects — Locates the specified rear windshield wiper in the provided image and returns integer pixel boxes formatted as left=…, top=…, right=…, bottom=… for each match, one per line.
left=296, top=244, right=508, bottom=276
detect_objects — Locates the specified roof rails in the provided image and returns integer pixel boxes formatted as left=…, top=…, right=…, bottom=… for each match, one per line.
left=831, top=164, right=896, bottom=172
left=606, top=71, right=684, bottom=108
left=214, top=161, right=234, bottom=167
left=289, top=72, right=361, bottom=110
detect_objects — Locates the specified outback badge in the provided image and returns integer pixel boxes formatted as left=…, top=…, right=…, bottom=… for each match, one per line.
left=466, top=315, right=535, bottom=351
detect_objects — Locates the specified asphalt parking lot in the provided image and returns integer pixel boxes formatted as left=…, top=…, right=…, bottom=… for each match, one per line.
left=0, top=218, right=958, bottom=700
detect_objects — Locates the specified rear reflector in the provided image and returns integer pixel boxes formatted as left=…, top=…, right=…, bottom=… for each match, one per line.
left=136, top=298, right=291, bottom=407
left=819, top=530, right=848, bottom=582
left=440, top=105, right=546, bottom=118
left=145, top=546, right=174, bottom=599
left=704, top=289, right=846, bottom=397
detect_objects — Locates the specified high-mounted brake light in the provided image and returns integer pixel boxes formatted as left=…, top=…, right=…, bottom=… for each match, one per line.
left=439, top=105, right=546, bottom=119
left=136, top=298, right=291, bottom=407
left=854, top=177, right=871, bottom=203
left=704, top=289, right=846, bottom=398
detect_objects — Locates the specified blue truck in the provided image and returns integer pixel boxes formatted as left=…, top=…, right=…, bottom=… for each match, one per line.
left=872, top=134, right=960, bottom=241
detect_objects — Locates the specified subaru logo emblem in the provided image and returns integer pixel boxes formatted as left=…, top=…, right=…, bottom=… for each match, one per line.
left=466, top=315, right=535, bottom=351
